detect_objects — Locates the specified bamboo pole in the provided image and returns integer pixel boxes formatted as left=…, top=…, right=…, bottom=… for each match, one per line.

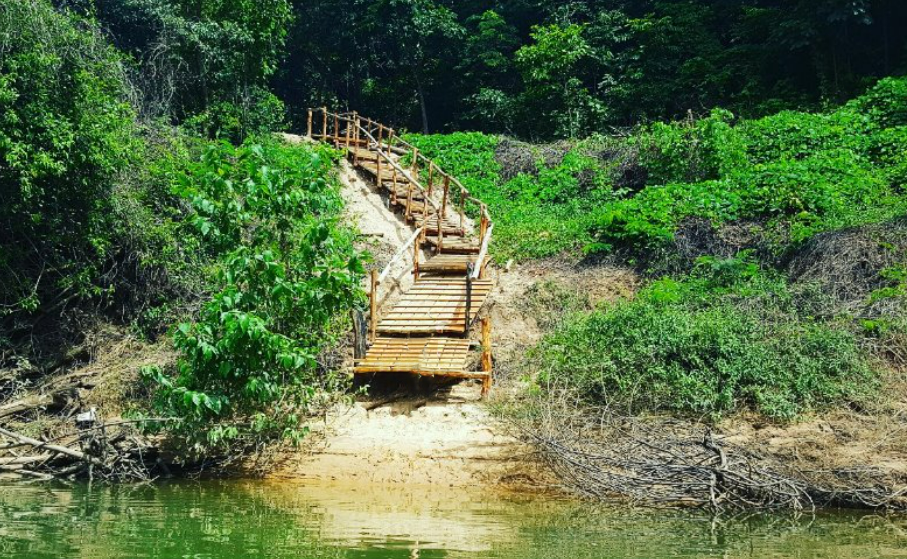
left=413, top=232, right=421, bottom=281
left=392, top=168, right=398, bottom=204
left=459, top=189, right=466, bottom=234
left=345, top=115, right=351, bottom=152
left=307, top=109, right=313, bottom=139
left=321, top=106, right=328, bottom=139
left=481, top=317, right=492, bottom=372
left=427, top=162, right=434, bottom=199
left=465, top=263, right=474, bottom=336
left=439, top=176, right=449, bottom=253
left=376, top=125, right=384, bottom=184
left=333, top=113, right=339, bottom=146
left=370, top=269, right=378, bottom=343
left=353, top=113, right=360, bottom=166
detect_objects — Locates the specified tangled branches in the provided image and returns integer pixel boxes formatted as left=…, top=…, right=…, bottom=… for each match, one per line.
left=510, top=388, right=907, bottom=512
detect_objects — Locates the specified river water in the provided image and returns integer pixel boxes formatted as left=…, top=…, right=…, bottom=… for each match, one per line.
left=1, top=480, right=905, bottom=558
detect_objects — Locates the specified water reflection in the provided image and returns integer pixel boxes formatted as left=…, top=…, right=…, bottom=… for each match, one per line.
left=0, top=479, right=905, bottom=558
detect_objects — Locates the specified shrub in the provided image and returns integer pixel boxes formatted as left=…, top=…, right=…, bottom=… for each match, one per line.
left=183, top=87, right=287, bottom=144
left=144, top=138, right=364, bottom=453
left=535, top=267, right=877, bottom=420
left=406, top=132, right=614, bottom=261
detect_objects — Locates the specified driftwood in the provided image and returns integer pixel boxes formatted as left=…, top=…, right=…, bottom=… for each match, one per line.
left=0, top=394, right=51, bottom=420
left=511, top=388, right=907, bottom=512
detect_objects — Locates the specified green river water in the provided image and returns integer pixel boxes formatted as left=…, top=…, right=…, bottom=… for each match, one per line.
left=1, top=480, right=905, bottom=558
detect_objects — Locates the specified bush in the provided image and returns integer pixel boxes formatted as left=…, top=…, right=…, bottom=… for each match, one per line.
left=0, top=0, right=135, bottom=313
left=183, top=87, right=287, bottom=144
left=590, top=78, right=907, bottom=255
left=535, top=264, right=877, bottom=420
left=143, top=138, right=364, bottom=453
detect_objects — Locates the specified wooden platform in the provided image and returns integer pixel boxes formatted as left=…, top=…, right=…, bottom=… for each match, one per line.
left=423, top=236, right=480, bottom=253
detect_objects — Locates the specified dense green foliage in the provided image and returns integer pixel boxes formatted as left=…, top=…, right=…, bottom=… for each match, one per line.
left=406, top=77, right=907, bottom=263
left=1, top=2, right=363, bottom=455
left=0, top=0, right=135, bottom=316
left=533, top=259, right=876, bottom=420
left=50, top=0, right=905, bottom=139
left=144, top=139, right=363, bottom=451
left=280, top=0, right=907, bottom=137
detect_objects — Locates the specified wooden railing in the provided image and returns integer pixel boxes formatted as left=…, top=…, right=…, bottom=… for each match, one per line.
left=307, top=107, right=495, bottom=336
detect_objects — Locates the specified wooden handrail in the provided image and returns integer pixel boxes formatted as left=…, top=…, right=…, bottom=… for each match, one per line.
left=472, top=224, right=493, bottom=279
left=378, top=227, right=424, bottom=284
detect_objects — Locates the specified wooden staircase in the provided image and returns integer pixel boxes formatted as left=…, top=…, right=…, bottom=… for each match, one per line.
left=309, top=109, right=495, bottom=394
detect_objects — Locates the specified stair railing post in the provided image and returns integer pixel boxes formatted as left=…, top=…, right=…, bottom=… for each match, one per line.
left=344, top=115, right=351, bottom=152
left=321, top=106, right=328, bottom=140
left=392, top=168, right=398, bottom=205
left=481, top=317, right=492, bottom=395
left=307, top=109, right=313, bottom=139
left=333, top=113, right=339, bottom=146
left=353, top=113, right=360, bottom=166
left=459, top=188, right=466, bottom=235
left=439, top=176, right=449, bottom=253
left=465, top=263, right=474, bottom=336
left=413, top=231, right=421, bottom=281
left=370, top=269, right=378, bottom=343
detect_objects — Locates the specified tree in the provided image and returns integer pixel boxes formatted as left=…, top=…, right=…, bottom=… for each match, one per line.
left=361, top=0, right=464, bottom=133
left=515, top=23, right=605, bottom=138
left=0, top=0, right=134, bottom=317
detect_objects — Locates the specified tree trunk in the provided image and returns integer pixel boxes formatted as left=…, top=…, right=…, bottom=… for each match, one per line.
left=416, top=77, right=429, bottom=134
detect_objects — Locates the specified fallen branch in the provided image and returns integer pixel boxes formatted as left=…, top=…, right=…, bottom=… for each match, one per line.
left=0, top=426, right=103, bottom=466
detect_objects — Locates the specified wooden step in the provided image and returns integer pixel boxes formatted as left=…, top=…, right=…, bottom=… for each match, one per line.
left=424, top=236, right=481, bottom=254
left=377, top=278, right=493, bottom=334
left=354, top=336, right=476, bottom=375
left=420, top=254, right=486, bottom=274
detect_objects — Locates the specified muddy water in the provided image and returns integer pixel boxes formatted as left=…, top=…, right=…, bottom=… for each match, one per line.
left=1, top=480, right=905, bottom=558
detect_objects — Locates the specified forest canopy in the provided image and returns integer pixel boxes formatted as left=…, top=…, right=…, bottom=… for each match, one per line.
left=48, top=0, right=907, bottom=139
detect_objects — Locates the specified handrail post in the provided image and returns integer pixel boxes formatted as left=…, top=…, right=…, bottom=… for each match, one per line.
left=370, top=269, right=378, bottom=343
left=353, top=113, right=360, bottom=166
left=392, top=168, right=398, bottom=204
left=406, top=181, right=413, bottom=221
left=465, top=263, right=474, bottom=336
left=321, top=106, right=328, bottom=139
left=459, top=189, right=466, bottom=235
left=427, top=162, right=434, bottom=199
left=439, top=176, right=449, bottom=253
left=307, top=109, right=313, bottom=139
left=333, top=113, right=339, bottom=147
left=413, top=231, right=421, bottom=281
left=481, top=317, right=492, bottom=395
left=344, top=115, right=351, bottom=152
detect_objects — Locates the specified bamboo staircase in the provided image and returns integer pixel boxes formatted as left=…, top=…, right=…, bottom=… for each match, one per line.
left=309, top=108, right=495, bottom=394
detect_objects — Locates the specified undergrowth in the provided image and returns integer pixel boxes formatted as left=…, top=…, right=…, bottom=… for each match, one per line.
left=531, top=255, right=878, bottom=421
left=405, top=77, right=907, bottom=263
